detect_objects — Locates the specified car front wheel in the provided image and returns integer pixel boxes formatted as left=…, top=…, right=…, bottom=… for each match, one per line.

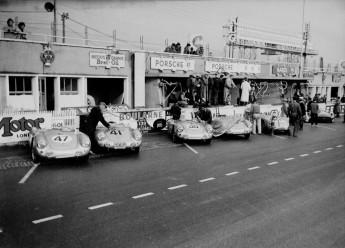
left=31, top=146, right=40, bottom=164
left=244, top=133, right=250, bottom=139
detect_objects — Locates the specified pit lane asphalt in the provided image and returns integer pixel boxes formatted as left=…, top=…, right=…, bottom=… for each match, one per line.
left=1, top=118, right=345, bottom=247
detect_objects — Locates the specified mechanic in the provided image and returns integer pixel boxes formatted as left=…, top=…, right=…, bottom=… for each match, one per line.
left=195, top=103, right=212, bottom=124
left=86, top=102, right=111, bottom=152
left=170, top=102, right=182, bottom=120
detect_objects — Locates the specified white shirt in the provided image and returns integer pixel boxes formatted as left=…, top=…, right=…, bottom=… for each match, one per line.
left=241, top=80, right=251, bottom=102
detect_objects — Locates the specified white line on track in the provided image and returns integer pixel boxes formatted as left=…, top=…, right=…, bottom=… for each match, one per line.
left=32, top=215, right=63, bottom=224
left=336, top=145, right=343, bottom=148
left=199, top=177, right=215, bottom=183
left=248, top=166, right=260, bottom=170
left=272, top=135, right=285, bottom=139
left=315, top=125, right=336, bottom=131
left=88, top=202, right=114, bottom=210
left=313, top=151, right=321, bottom=153
left=19, top=163, right=38, bottom=184
left=132, top=192, right=154, bottom=199
left=225, top=171, right=239, bottom=176
left=325, top=148, right=333, bottom=150
left=183, top=143, right=198, bottom=154
left=168, top=184, right=187, bottom=190
left=300, top=154, right=309, bottom=157
left=267, top=161, right=279, bottom=165
left=284, top=158, right=295, bottom=161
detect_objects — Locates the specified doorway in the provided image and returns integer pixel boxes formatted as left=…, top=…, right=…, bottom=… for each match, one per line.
left=87, top=78, right=124, bottom=105
left=38, top=77, right=47, bottom=110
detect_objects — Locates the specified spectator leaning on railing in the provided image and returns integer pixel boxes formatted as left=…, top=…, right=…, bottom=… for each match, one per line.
left=2, top=18, right=16, bottom=33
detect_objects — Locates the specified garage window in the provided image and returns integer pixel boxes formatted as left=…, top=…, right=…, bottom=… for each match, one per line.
left=9, top=77, right=32, bottom=95
left=60, top=78, right=78, bottom=95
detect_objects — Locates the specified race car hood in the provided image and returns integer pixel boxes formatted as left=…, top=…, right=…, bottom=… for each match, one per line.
left=43, top=129, right=78, bottom=150
left=104, top=126, right=131, bottom=141
left=179, top=120, right=205, bottom=134
left=211, top=116, right=251, bottom=137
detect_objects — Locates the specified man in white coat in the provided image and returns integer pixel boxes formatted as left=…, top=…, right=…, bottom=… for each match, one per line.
left=240, top=77, right=251, bottom=106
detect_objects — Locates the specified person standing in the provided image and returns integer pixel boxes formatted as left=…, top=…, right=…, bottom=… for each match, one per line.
left=310, top=99, right=319, bottom=126
left=333, top=97, right=340, bottom=118
left=240, top=77, right=251, bottom=106
left=212, top=73, right=220, bottom=105
left=251, top=99, right=261, bottom=135
left=87, top=102, right=111, bottom=152
left=281, top=98, right=289, bottom=117
left=288, top=98, right=302, bottom=137
left=218, top=74, right=225, bottom=105
left=223, top=73, right=236, bottom=105
left=298, top=97, right=306, bottom=130
left=170, top=102, right=182, bottom=120
left=207, top=74, right=214, bottom=105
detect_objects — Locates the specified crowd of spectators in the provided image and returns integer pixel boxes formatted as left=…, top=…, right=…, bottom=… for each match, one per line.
left=164, top=42, right=204, bottom=55
left=165, top=73, right=256, bottom=108
left=2, top=18, right=27, bottom=40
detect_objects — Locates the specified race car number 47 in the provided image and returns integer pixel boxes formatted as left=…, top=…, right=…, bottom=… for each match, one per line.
left=51, top=135, right=72, bottom=143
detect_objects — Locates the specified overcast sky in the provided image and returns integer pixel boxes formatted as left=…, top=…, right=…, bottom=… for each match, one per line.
left=1, top=0, right=344, bottom=66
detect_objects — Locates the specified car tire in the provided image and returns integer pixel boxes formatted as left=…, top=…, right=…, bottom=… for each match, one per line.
left=31, top=146, right=40, bottom=164
left=133, top=147, right=140, bottom=154
left=204, top=139, right=211, bottom=144
left=330, top=118, right=335, bottom=123
left=79, top=154, right=89, bottom=162
left=172, top=134, right=179, bottom=143
left=244, top=133, right=250, bottom=139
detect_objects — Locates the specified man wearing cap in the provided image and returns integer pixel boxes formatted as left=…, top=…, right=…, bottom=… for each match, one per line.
left=87, top=102, right=111, bottom=152
left=224, top=73, right=236, bottom=105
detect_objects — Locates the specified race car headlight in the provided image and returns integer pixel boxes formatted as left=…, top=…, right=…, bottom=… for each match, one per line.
left=37, top=140, right=47, bottom=149
left=205, top=125, right=213, bottom=133
left=133, top=130, right=142, bottom=141
left=81, top=140, right=91, bottom=148
left=176, top=124, right=184, bottom=133
left=97, top=132, right=106, bottom=141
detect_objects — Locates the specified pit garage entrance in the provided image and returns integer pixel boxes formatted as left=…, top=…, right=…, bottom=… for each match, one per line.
left=87, top=78, right=125, bottom=106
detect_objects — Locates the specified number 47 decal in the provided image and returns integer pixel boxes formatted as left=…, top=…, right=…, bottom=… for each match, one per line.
left=110, top=130, right=122, bottom=135
left=54, top=135, right=69, bottom=141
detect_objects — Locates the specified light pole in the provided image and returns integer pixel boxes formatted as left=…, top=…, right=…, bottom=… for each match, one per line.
left=61, top=12, right=69, bottom=43
left=44, top=1, right=57, bottom=42
left=299, top=0, right=305, bottom=78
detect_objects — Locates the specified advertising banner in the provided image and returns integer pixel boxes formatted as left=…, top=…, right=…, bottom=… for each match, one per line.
left=89, top=53, right=125, bottom=68
left=205, top=61, right=261, bottom=74
left=150, top=57, right=195, bottom=71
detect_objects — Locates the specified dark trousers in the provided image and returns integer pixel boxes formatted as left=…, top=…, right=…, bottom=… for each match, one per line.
left=310, top=113, right=318, bottom=125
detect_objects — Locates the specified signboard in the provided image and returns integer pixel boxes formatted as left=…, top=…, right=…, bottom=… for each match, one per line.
left=150, top=57, right=195, bottom=71
left=89, top=53, right=125, bottom=68
left=332, top=73, right=341, bottom=83
left=204, top=61, right=261, bottom=74
left=272, top=64, right=298, bottom=75
left=0, top=113, right=52, bottom=144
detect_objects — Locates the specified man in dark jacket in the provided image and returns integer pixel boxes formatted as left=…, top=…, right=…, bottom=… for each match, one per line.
left=310, top=99, right=319, bottom=126
left=170, top=102, right=182, bottom=120
left=288, top=97, right=302, bottom=137
left=87, top=102, right=111, bottom=151
left=298, top=97, right=306, bottom=130
left=196, top=103, right=212, bottom=124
